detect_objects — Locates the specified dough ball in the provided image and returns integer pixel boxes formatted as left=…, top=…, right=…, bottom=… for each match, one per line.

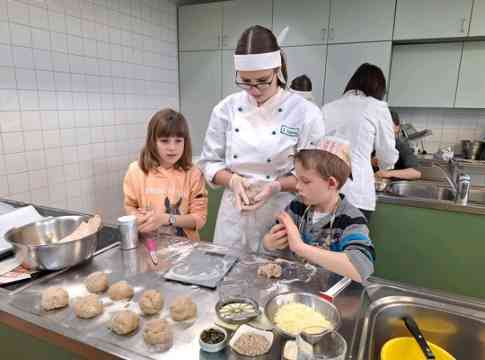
left=108, top=280, right=134, bottom=301
left=139, top=289, right=164, bottom=315
left=41, top=287, right=69, bottom=311
left=110, top=310, right=139, bottom=335
left=73, top=294, right=104, bottom=319
left=169, top=296, right=197, bottom=321
left=84, top=271, right=109, bottom=293
left=257, top=262, right=282, bottom=279
left=143, top=318, right=173, bottom=350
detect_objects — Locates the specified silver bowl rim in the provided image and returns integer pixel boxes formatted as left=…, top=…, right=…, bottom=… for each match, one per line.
left=4, top=215, right=102, bottom=249
left=215, top=296, right=260, bottom=324
left=263, top=291, right=342, bottom=338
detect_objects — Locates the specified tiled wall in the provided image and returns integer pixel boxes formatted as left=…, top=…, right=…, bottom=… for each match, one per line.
left=393, top=108, right=485, bottom=154
left=0, top=0, right=178, bottom=223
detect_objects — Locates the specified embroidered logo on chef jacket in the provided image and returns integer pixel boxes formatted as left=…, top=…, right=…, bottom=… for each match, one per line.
left=280, top=125, right=299, bottom=137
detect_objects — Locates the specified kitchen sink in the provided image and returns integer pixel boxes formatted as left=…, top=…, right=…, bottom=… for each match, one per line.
left=385, top=181, right=455, bottom=201
left=349, top=279, right=485, bottom=359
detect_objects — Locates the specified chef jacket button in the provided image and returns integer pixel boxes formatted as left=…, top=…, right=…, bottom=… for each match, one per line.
left=267, top=158, right=271, bottom=163
left=266, top=175, right=270, bottom=180
left=233, top=155, right=238, bottom=159
left=272, top=131, right=277, bottom=135
left=278, top=108, right=282, bottom=112
left=235, top=128, right=239, bottom=132
left=238, top=107, right=243, bottom=112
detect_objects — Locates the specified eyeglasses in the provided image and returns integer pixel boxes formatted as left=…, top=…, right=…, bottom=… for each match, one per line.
left=235, top=72, right=276, bottom=90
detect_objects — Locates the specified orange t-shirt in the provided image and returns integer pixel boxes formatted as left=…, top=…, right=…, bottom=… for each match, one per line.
left=123, top=161, right=208, bottom=241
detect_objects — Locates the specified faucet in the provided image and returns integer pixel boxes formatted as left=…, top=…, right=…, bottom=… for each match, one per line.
left=432, top=160, right=471, bottom=205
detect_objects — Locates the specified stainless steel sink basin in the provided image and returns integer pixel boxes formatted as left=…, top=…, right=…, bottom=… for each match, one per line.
left=385, top=181, right=455, bottom=201
left=350, top=279, right=485, bottom=359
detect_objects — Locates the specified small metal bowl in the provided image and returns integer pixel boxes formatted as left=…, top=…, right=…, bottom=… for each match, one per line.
left=375, top=178, right=390, bottom=192
left=215, top=297, right=260, bottom=324
left=264, top=292, right=341, bottom=339
left=4, top=215, right=100, bottom=270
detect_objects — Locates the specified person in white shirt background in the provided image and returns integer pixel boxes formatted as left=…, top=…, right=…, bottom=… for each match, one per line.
left=289, top=74, right=314, bottom=103
left=322, top=63, right=398, bottom=221
left=199, top=25, right=325, bottom=252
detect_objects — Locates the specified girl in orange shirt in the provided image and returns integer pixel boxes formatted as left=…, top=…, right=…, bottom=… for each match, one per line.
left=123, top=109, right=208, bottom=241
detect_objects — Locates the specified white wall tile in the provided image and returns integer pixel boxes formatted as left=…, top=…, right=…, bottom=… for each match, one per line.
left=25, top=149, right=46, bottom=170
left=62, top=145, right=77, bottom=163
left=0, top=44, right=13, bottom=66
left=52, top=51, right=69, bottom=72
left=10, top=23, right=32, bottom=47
left=48, top=11, right=65, bottom=33
left=0, top=111, right=22, bottom=132
left=24, top=130, right=44, bottom=150
left=29, top=168, right=48, bottom=189
left=58, top=111, right=75, bottom=128
left=21, top=111, right=41, bottom=130
left=33, top=48, right=53, bottom=70
left=51, top=32, right=67, bottom=53
left=31, top=186, right=50, bottom=204
left=12, top=45, right=34, bottom=68
left=0, top=66, right=16, bottom=89
left=68, top=34, right=84, bottom=55
left=45, top=147, right=62, bottom=167
left=16, top=68, right=36, bottom=89
left=0, top=21, right=10, bottom=44
left=0, top=154, right=5, bottom=174
left=40, top=110, right=59, bottom=129
left=8, top=172, right=30, bottom=194
left=5, top=152, right=27, bottom=173
left=30, top=6, right=49, bottom=29
left=47, top=164, right=64, bottom=184
left=64, top=162, right=79, bottom=180
left=36, top=69, right=56, bottom=90
left=42, top=129, right=60, bottom=148
left=31, top=28, right=50, bottom=50
left=0, top=89, right=19, bottom=111
left=0, top=175, right=9, bottom=196
left=8, top=1, right=30, bottom=25
left=2, top=132, right=24, bottom=153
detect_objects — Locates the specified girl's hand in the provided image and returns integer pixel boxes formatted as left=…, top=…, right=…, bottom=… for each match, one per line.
left=263, top=223, right=288, bottom=251
left=138, top=209, right=170, bottom=233
left=277, top=212, right=306, bottom=255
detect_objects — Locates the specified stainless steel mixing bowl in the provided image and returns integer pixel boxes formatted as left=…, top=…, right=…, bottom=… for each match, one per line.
left=264, top=291, right=341, bottom=339
left=4, top=215, right=100, bottom=270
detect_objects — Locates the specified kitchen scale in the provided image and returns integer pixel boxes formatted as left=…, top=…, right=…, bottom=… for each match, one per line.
left=163, top=248, right=238, bottom=289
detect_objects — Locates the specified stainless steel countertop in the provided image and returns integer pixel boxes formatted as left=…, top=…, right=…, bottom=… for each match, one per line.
left=377, top=192, right=485, bottom=216
left=0, top=236, right=365, bottom=359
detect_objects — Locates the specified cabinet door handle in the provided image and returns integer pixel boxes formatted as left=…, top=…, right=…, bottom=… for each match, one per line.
left=321, top=28, right=327, bottom=41
left=222, top=34, right=228, bottom=48
left=460, top=18, right=467, bottom=33
left=329, top=27, right=335, bottom=40
left=217, top=34, right=221, bottom=48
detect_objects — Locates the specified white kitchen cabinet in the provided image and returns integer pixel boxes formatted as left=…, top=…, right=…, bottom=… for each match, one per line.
left=222, top=50, right=239, bottom=98
left=393, top=0, right=473, bottom=40
left=388, top=43, right=462, bottom=108
left=470, top=0, right=485, bottom=36
left=455, top=42, right=485, bottom=108
left=221, top=0, right=272, bottom=50
left=324, top=42, right=392, bottom=104
left=273, top=0, right=330, bottom=46
left=180, top=51, right=222, bottom=154
left=328, top=0, right=396, bottom=43
left=284, top=46, right=326, bottom=106
left=179, top=3, right=222, bottom=51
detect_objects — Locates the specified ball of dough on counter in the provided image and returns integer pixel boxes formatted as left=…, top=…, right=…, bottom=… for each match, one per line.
left=84, top=271, right=109, bottom=293
left=143, top=318, right=173, bottom=350
left=73, top=294, right=104, bottom=319
left=41, top=287, right=69, bottom=311
left=139, top=289, right=164, bottom=315
left=108, top=280, right=134, bottom=301
left=169, top=296, right=197, bottom=321
left=257, top=262, right=282, bottom=279
left=110, top=310, right=139, bottom=335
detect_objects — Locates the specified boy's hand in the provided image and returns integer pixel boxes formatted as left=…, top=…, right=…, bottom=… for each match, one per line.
left=277, top=212, right=306, bottom=255
left=263, top=223, right=288, bottom=251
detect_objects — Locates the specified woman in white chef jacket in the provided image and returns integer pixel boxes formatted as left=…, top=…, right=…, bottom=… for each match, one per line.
left=199, top=25, right=325, bottom=252
left=289, top=74, right=314, bottom=103
left=322, top=63, right=398, bottom=221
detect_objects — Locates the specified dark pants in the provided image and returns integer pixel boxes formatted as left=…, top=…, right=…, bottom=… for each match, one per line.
left=359, top=209, right=373, bottom=223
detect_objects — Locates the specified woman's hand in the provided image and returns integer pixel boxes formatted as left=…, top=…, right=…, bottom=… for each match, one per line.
left=228, top=173, right=250, bottom=210
left=375, top=170, right=392, bottom=179
left=277, top=212, right=306, bottom=255
left=242, top=181, right=281, bottom=211
left=137, top=208, right=170, bottom=233
left=263, top=223, right=288, bottom=251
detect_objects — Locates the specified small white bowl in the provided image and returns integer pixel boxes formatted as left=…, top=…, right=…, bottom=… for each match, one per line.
left=229, top=324, right=274, bottom=356
left=199, top=326, right=227, bottom=353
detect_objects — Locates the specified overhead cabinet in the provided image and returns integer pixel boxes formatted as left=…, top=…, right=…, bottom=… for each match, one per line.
left=328, top=0, right=396, bottom=43
left=388, top=43, right=462, bottom=107
left=284, top=45, right=327, bottom=106
left=179, top=51, right=221, bottom=154
left=179, top=3, right=222, bottom=51
left=273, top=0, right=330, bottom=46
left=470, top=0, right=485, bottom=36
left=324, top=42, right=392, bottom=104
left=393, top=0, right=474, bottom=40
left=455, top=42, right=485, bottom=108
